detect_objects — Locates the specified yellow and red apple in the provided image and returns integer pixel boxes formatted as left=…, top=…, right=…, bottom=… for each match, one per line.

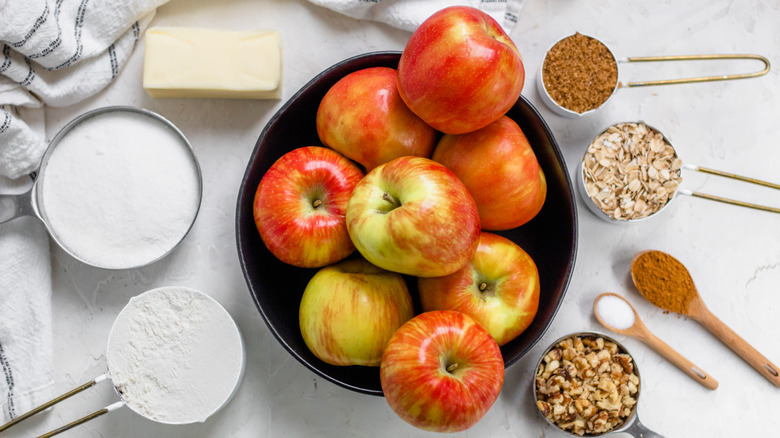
left=299, top=258, right=414, bottom=366
left=380, top=310, right=505, bottom=432
left=346, top=156, right=480, bottom=277
left=253, top=146, right=363, bottom=268
left=316, top=66, right=438, bottom=171
left=418, top=232, right=540, bottom=346
left=433, top=116, right=546, bottom=230
left=397, top=6, right=525, bottom=134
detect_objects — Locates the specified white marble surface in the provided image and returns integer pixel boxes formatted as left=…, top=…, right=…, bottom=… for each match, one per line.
left=7, top=0, right=780, bottom=436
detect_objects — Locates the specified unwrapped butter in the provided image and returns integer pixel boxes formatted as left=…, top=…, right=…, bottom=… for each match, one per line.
left=143, top=27, right=282, bottom=99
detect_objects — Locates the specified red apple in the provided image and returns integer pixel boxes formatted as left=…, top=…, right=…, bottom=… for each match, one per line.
left=397, top=6, right=525, bottom=135
left=432, top=115, right=546, bottom=230
left=346, top=156, right=480, bottom=277
left=316, top=67, right=438, bottom=171
left=418, top=232, right=540, bottom=346
left=380, top=310, right=504, bottom=432
left=299, top=258, right=414, bottom=366
left=253, top=146, right=364, bottom=268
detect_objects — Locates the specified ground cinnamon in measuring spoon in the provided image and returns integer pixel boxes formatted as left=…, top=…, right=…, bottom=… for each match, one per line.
left=632, top=251, right=697, bottom=314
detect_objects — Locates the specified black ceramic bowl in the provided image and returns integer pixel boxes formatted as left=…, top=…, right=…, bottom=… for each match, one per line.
left=236, top=51, right=578, bottom=396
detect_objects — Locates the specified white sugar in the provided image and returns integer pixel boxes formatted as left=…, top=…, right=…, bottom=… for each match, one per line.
left=39, top=110, right=200, bottom=269
left=597, top=295, right=635, bottom=330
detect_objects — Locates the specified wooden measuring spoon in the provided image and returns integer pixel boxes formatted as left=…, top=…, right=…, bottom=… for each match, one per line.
left=631, top=250, right=780, bottom=387
left=594, top=292, right=718, bottom=390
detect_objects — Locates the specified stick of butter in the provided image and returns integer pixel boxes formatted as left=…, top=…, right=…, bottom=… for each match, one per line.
left=143, top=27, right=282, bottom=99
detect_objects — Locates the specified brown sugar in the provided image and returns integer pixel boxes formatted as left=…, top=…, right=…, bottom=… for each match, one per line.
left=542, top=33, right=618, bottom=113
left=631, top=251, right=697, bottom=314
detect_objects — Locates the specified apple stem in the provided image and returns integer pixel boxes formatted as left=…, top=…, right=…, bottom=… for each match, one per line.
left=479, top=282, right=488, bottom=292
left=312, top=199, right=322, bottom=208
left=381, top=192, right=400, bottom=209
left=446, top=362, right=459, bottom=373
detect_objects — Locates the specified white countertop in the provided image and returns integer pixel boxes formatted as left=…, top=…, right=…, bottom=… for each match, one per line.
left=9, top=0, right=780, bottom=436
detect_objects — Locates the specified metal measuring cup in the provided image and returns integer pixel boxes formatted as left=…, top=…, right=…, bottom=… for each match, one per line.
left=0, top=286, right=246, bottom=437
left=578, top=121, right=780, bottom=223
left=532, top=331, right=665, bottom=438
left=537, top=33, right=770, bottom=118
left=0, top=106, right=202, bottom=269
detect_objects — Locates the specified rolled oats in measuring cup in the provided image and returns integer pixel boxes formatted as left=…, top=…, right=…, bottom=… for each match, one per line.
left=579, top=121, right=780, bottom=223
left=579, top=122, right=682, bottom=222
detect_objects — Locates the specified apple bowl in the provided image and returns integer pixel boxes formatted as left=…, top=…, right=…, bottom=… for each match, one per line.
left=236, top=51, right=578, bottom=396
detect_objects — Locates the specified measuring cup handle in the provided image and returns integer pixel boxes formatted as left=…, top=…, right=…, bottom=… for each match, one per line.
left=622, top=53, right=770, bottom=87
left=623, top=414, right=666, bottom=438
left=36, top=401, right=124, bottom=438
left=0, top=189, right=37, bottom=224
left=0, top=375, right=107, bottom=434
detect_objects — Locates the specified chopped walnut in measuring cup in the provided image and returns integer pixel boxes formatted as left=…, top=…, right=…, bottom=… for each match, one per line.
left=535, top=335, right=640, bottom=436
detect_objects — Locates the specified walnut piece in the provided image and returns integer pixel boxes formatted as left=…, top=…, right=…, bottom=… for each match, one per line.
left=535, top=335, right=640, bottom=436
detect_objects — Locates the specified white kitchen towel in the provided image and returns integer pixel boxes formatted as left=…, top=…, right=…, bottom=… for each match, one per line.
left=307, top=0, right=524, bottom=33
left=0, top=0, right=167, bottom=179
left=0, top=0, right=168, bottom=422
left=0, top=213, right=53, bottom=423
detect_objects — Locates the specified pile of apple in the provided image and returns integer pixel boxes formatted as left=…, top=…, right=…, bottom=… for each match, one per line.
left=253, top=6, right=546, bottom=433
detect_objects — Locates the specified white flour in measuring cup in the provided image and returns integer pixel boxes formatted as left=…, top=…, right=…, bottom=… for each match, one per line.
left=39, top=109, right=200, bottom=269
left=106, top=287, right=245, bottom=424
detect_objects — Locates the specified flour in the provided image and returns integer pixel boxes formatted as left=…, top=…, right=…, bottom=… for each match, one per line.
left=106, top=287, right=244, bottom=424
left=39, top=109, right=200, bottom=269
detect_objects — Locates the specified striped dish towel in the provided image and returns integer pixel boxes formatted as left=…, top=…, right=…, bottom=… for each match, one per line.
left=307, top=0, right=525, bottom=33
left=0, top=0, right=167, bottom=179
left=0, top=0, right=167, bottom=422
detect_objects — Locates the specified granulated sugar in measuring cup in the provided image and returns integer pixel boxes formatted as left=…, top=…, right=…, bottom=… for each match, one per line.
left=0, top=286, right=245, bottom=437
left=0, top=106, right=202, bottom=269
left=578, top=121, right=780, bottom=223
left=537, top=33, right=770, bottom=117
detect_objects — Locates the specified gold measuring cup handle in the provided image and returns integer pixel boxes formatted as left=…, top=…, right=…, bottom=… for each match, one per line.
left=36, top=401, right=125, bottom=438
left=620, top=54, right=770, bottom=87
left=678, top=164, right=780, bottom=214
left=0, top=374, right=108, bottom=434
left=679, top=191, right=780, bottom=214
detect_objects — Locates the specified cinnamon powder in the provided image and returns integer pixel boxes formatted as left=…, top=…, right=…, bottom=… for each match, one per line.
left=542, top=33, right=618, bottom=113
left=632, top=251, right=697, bottom=314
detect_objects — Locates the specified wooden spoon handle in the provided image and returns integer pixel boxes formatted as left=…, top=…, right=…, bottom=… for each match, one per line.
left=641, top=331, right=718, bottom=390
left=698, top=309, right=780, bottom=387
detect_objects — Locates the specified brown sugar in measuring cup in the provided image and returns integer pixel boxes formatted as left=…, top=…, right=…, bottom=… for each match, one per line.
left=537, top=33, right=770, bottom=118
left=541, top=33, right=618, bottom=114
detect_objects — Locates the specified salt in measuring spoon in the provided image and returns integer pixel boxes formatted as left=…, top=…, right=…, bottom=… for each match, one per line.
left=538, top=33, right=770, bottom=118
left=593, top=292, right=717, bottom=390
left=631, top=250, right=780, bottom=387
